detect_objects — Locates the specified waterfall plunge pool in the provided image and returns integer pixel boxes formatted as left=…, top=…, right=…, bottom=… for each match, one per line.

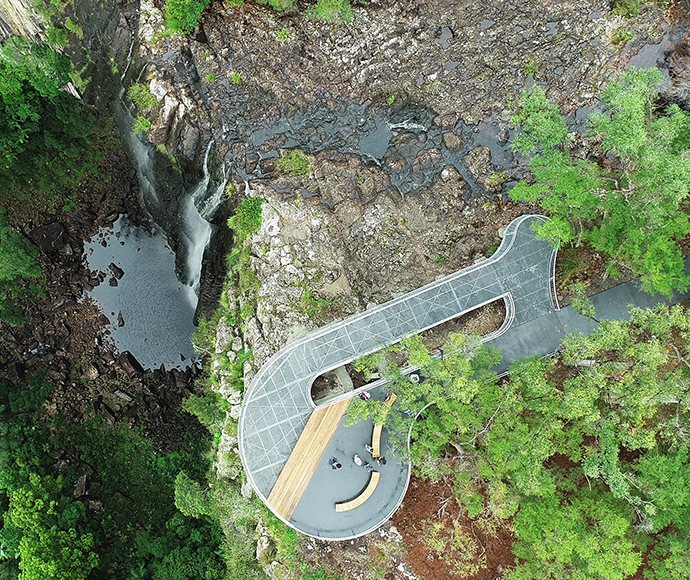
left=83, top=215, right=199, bottom=370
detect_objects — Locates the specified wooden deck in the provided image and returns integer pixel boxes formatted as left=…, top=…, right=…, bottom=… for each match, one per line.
left=335, top=472, right=380, bottom=512
left=267, top=398, right=350, bottom=521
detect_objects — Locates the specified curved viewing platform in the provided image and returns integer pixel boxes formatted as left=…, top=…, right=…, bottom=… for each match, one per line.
left=238, top=214, right=559, bottom=540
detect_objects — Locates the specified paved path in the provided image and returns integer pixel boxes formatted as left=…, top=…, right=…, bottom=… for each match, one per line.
left=239, top=212, right=690, bottom=539
left=239, top=214, right=559, bottom=538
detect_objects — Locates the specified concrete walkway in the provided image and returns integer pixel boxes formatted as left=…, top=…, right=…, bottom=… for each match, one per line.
left=239, top=212, right=690, bottom=540
left=239, top=214, right=559, bottom=539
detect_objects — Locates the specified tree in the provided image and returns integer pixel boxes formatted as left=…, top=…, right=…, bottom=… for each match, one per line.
left=174, top=472, right=211, bottom=519
left=5, top=474, right=98, bottom=580
left=165, top=0, right=210, bottom=34
left=508, top=486, right=641, bottom=580
left=346, top=332, right=501, bottom=480
left=0, top=37, right=104, bottom=209
left=0, top=209, right=42, bottom=324
left=511, top=68, right=690, bottom=296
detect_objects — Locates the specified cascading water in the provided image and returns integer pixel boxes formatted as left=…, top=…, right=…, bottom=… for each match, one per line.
left=181, top=140, right=228, bottom=293
left=82, top=38, right=226, bottom=369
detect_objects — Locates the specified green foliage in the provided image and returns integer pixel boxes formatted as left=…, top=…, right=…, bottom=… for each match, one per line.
left=205, top=72, right=216, bottom=83
left=611, top=27, right=634, bottom=46
left=165, top=0, right=209, bottom=34
left=511, top=68, right=690, bottom=296
left=132, top=115, right=151, bottom=134
left=0, top=210, right=42, bottom=324
left=508, top=487, right=641, bottom=580
left=6, top=473, right=99, bottom=580
left=127, top=83, right=158, bottom=112
left=174, top=472, right=211, bottom=519
left=372, top=305, right=690, bottom=577
left=182, top=391, right=227, bottom=429
left=350, top=332, right=501, bottom=477
left=306, top=0, right=353, bottom=22
left=276, top=149, right=312, bottom=176
left=0, top=38, right=103, bottom=206
left=191, top=309, right=222, bottom=355
left=46, top=26, right=68, bottom=47
left=510, top=86, right=568, bottom=155
left=64, top=18, right=83, bottom=40
left=275, top=28, right=291, bottom=41
left=570, top=281, right=595, bottom=319
left=264, top=0, right=297, bottom=10
left=613, top=0, right=643, bottom=16
left=227, top=197, right=264, bottom=242
left=558, top=247, right=589, bottom=288
left=230, top=71, right=241, bottom=85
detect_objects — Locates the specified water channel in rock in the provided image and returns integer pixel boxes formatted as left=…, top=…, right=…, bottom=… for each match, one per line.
left=82, top=18, right=686, bottom=370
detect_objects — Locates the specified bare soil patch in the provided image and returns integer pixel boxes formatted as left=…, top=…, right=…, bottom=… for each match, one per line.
left=392, top=475, right=516, bottom=580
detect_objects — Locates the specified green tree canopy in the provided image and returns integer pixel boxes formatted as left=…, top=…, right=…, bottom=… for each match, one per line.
left=0, top=209, right=42, bottom=324
left=511, top=67, right=690, bottom=296
left=0, top=37, right=103, bottom=207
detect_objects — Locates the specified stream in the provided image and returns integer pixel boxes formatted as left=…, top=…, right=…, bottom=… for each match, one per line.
left=82, top=16, right=686, bottom=371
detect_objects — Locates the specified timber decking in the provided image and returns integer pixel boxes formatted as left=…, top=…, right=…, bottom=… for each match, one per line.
left=335, top=472, right=381, bottom=512
left=267, top=398, right=350, bottom=521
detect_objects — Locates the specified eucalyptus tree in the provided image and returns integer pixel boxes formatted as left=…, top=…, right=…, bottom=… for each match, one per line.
left=510, top=67, right=690, bottom=296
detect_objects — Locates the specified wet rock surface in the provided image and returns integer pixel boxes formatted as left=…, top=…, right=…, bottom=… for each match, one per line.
left=239, top=149, right=531, bottom=371
left=126, top=1, right=688, bottom=350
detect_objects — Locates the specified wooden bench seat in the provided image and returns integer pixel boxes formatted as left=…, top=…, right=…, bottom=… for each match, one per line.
left=335, top=471, right=380, bottom=512
left=371, top=393, right=397, bottom=457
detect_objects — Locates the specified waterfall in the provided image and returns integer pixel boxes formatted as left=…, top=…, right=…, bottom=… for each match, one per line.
left=114, top=39, right=159, bottom=206
left=181, top=141, right=228, bottom=293
left=112, top=42, right=228, bottom=298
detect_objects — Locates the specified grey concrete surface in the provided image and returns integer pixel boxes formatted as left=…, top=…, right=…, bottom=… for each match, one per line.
left=239, top=214, right=558, bottom=539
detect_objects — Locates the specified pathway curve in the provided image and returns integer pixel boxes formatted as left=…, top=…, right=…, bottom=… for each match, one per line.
left=239, top=214, right=558, bottom=538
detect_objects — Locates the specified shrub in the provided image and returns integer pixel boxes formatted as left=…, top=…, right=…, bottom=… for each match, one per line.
left=276, top=149, right=312, bottom=176
left=132, top=116, right=152, bottom=134
left=0, top=209, right=43, bottom=324
left=227, top=197, right=265, bottom=242
left=165, top=0, right=209, bottom=34
left=275, top=28, right=291, bottom=41
left=613, top=0, right=643, bottom=16
left=306, top=0, right=353, bottom=22
left=127, top=83, right=158, bottom=112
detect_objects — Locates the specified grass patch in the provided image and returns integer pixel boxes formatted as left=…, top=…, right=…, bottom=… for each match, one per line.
left=276, top=149, right=312, bottom=176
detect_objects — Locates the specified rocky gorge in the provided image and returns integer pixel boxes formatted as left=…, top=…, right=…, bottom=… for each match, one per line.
left=3, top=0, right=690, bottom=578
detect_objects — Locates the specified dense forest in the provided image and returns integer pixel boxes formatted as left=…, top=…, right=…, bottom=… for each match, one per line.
left=2, top=0, right=690, bottom=579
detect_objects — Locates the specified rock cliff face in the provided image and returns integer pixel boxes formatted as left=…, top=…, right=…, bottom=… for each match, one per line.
left=238, top=150, right=527, bottom=372
left=126, top=0, right=673, bottom=351
left=126, top=0, right=671, bottom=368
left=0, top=0, right=44, bottom=41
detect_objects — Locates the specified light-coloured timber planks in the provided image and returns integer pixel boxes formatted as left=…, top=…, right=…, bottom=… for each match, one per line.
left=371, top=392, right=397, bottom=457
left=268, top=398, right=350, bottom=521
left=335, top=472, right=380, bottom=512
left=372, top=424, right=383, bottom=457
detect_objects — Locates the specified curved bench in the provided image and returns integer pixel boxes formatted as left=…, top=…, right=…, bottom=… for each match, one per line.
left=372, top=393, right=397, bottom=457
left=335, top=471, right=381, bottom=512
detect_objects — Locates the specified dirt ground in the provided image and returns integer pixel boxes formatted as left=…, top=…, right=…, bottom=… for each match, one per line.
left=392, top=475, right=516, bottom=580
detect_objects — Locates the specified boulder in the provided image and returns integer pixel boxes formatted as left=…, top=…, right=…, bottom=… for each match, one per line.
left=118, top=351, right=144, bottom=377
left=29, top=222, right=66, bottom=253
